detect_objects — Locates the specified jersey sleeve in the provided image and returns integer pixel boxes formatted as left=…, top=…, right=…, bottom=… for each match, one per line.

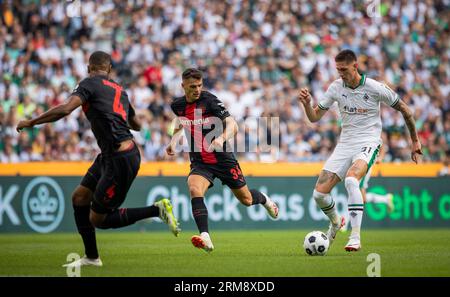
left=378, top=82, right=400, bottom=107
left=318, top=83, right=337, bottom=110
left=209, top=97, right=230, bottom=120
left=128, top=104, right=136, bottom=119
left=71, top=78, right=94, bottom=103
left=170, top=102, right=176, bottom=114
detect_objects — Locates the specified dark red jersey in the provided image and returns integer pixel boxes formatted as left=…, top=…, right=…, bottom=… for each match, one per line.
left=171, top=90, right=237, bottom=164
left=71, top=75, right=134, bottom=155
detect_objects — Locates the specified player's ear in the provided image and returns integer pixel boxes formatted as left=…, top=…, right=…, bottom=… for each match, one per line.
left=108, top=64, right=112, bottom=73
left=354, top=63, right=358, bottom=69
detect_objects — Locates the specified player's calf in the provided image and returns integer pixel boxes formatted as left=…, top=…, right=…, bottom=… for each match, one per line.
left=313, top=190, right=340, bottom=225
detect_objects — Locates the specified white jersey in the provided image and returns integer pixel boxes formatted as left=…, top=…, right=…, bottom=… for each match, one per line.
left=318, top=74, right=399, bottom=144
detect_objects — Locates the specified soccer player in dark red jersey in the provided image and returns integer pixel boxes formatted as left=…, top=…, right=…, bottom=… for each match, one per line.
left=166, top=68, right=279, bottom=252
left=17, top=51, right=180, bottom=267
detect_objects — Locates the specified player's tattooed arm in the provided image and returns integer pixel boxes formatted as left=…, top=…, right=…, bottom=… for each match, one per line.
left=392, top=100, right=418, bottom=141
left=16, top=95, right=83, bottom=132
left=392, top=99, right=423, bottom=163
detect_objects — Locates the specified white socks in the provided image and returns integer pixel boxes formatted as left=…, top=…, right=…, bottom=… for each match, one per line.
left=313, top=190, right=340, bottom=225
left=345, top=177, right=364, bottom=238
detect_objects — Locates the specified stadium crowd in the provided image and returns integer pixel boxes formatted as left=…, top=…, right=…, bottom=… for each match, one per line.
left=0, top=0, right=449, bottom=164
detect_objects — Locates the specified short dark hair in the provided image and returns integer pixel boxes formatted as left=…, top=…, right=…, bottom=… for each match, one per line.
left=182, top=68, right=203, bottom=80
left=88, top=51, right=111, bottom=70
left=335, top=49, right=357, bottom=63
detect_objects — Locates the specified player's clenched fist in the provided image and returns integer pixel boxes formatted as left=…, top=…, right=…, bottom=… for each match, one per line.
left=16, top=120, right=34, bottom=132
left=166, top=143, right=176, bottom=156
left=298, top=88, right=312, bottom=106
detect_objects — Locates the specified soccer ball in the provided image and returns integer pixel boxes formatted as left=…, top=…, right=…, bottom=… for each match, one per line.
left=303, top=231, right=330, bottom=256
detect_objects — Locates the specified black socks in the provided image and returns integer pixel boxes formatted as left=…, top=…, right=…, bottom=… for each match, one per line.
left=99, top=206, right=159, bottom=229
left=250, top=189, right=267, bottom=205
left=191, top=197, right=209, bottom=233
left=73, top=204, right=98, bottom=259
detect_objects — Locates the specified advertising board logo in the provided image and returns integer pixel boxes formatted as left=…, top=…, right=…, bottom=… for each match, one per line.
left=22, top=177, right=65, bottom=233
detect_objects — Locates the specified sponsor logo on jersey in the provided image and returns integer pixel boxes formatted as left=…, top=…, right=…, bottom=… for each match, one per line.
left=179, top=117, right=211, bottom=126
left=343, top=105, right=369, bottom=115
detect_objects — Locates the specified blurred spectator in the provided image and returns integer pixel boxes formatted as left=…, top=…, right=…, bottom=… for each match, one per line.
left=0, top=0, right=449, bottom=164
left=438, top=150, right=450, bottom=176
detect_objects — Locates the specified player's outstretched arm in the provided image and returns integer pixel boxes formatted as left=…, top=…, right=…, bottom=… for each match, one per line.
left=166, top=117, right=183, bottom=156
left=220, top=116, right=238, bottom=141
left=392, top=99, right=423, bottom=163
left=127, top=105, right=141, bottom=131
left=128, top=116, right=141, bottom=131
left=298, top=88, right=327, bottom=123
left=16, top=95, right=83, bottom=132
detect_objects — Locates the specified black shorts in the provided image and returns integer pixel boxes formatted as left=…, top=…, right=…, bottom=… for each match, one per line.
left=189, top=161, right=247, bottom=189
left=80, top=143, right=141, bottom=214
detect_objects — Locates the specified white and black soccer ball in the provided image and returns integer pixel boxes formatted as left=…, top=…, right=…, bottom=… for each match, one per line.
left=303, top=231, right=330, bottom=256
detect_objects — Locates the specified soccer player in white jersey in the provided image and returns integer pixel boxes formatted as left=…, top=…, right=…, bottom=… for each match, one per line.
left=298, top=49, right=422, bottom=251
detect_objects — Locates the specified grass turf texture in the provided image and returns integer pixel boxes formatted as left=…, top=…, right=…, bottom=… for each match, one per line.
left=1, top=229, right=449, bottom=277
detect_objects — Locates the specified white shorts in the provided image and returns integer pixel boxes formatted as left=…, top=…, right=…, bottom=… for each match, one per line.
left=323, top=141, right=381, bottom=181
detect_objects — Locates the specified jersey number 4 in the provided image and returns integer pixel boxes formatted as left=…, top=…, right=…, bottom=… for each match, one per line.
left=102, top=80, right=127, bottom=121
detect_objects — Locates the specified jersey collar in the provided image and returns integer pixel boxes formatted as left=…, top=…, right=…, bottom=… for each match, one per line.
left=343, top=73, right=366, bottom=89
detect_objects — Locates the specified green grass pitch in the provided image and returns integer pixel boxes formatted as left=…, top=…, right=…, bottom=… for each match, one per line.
left=1, top=229, right=449, bottom=277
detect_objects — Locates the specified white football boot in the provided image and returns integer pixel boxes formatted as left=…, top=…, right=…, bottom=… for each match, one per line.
left=191, top=232, right=214, bottom=253
left=344, top=235, right=362, bottom=252
left=62, top=256, right=103, bottom=267
left=326, top=216, right=345, bottom=245
left=262, top=193, right=279, bottom=219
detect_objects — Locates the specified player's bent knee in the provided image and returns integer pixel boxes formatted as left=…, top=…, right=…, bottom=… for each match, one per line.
left=344, top=176, right=359, bottom=190
left=314, top=185, right=332, bottom=194
left=189, top=185, right=204, bottom=197
left=315, top=179, right=336, bottom=193
left=313, top=189, right=328, bottom=201
left=346, top=170, right=359, bottom=179
left=72, top=189, right=91, bottom=206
